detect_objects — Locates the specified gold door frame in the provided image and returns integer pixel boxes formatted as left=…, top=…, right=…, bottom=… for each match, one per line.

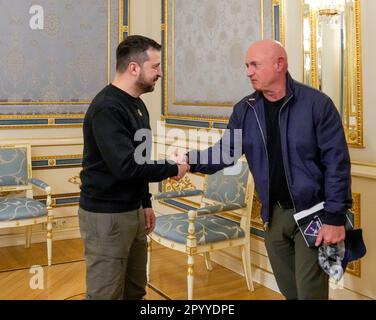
left=302, top=0, right=363, bottom=147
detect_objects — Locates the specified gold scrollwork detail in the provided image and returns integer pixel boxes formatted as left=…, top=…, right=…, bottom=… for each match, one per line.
left=346, top=192, right=361, bottom=277
left=164, top=175, right=196, bottom=192
left=68, top=175, right=81, bottom=186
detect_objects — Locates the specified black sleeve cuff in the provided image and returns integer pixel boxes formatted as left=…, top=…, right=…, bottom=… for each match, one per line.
left=322, top=211, right=347, bottom=226
left=169, top=164, right=179, bottom=177
left=142, top=193, right=152, bottom=209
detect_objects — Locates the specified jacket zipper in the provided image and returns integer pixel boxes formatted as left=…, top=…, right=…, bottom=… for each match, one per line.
left=246, top=98, right=270, bottom=229
left=278, top=94, right=296, bottom=212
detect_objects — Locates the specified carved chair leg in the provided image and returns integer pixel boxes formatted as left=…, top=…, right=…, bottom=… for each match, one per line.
left=187, top=254, right=194, bottom=300
left=204, top=252, right=213, bottom=271
left=46, top=217, right=53, bottom=266
left=241, top=242, right=254, bottom=291
left=25, top=226, right=32, bottom=248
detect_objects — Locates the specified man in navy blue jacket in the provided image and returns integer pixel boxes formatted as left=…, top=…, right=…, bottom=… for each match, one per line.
left=183, top=40, right=352, bottom=299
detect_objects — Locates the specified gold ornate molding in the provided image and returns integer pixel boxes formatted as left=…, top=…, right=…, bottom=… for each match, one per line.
left=68, top=175, right=81, bottom=186
left=302, top=0, right=363, bottom=147
left=163, top=175, right=196, bottom=192
left=347, top=192, right=361, bottom=277
left=272, top=0, right=286, bottom=46
left=118, top=0, right=130, bottom=42
left=32, top=154, right=82, bottom=170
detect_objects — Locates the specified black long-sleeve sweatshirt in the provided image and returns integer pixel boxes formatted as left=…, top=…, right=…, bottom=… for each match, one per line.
left=79, top=84, right=178, bottom=213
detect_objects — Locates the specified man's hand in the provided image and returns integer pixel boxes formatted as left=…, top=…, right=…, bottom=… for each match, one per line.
left=171, top=163, right=190, bottom=180
left=143, top=208, right=156, bottom=235
left=169, top=152, right=188, bottom=165
left=315, top=224, right=345, bottom=247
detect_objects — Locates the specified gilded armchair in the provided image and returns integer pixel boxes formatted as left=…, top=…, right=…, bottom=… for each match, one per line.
left=0, top=144, right=53, bottom=266
left=147, top=160, right=254, bottom=299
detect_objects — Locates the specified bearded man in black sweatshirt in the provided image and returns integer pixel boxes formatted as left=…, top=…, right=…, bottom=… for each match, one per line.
left=78, top=35, right=190, bottom=300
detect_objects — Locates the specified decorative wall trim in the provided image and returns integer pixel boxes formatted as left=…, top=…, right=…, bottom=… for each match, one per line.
left=165, top=117, right=230, bottom=129
left=34, top=192, right=80, bottom=208
left=347, top=192, right=361, bottom=277
left=0, top=114, right=84, bottom=129
left=352, top=161, right=376, bottom=168
left=272, top=0, right=285, bottom=45
left=119, top=0, right=130, bottom=41
left=32, top=154, right=82, bottom=169
left=351, top=162, right=376, bottom=180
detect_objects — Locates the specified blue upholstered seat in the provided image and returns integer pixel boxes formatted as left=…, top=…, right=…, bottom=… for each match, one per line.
left=0, top=197, right=48, bottom=221
left=154, top=213, right=245, bottom=244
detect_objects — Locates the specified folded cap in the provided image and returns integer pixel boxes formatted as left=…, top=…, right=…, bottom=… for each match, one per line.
left=342, top=229, right=367, bottom=269
left=318, top=228, right=366, bottom=282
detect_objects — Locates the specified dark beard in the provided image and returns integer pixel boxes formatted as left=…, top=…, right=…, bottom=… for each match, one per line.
left=136, top=73, right=155, bottom=94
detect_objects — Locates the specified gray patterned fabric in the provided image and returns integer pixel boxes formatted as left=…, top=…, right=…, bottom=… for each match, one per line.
left=0, top=147, right=28, bottom=186
left=153, top=189, right=204, bottom=200
left=0, top=197, right=47, bottom=221
left=196, top=202, right=244, bottom=216
left=318, top=242, right=345, bottom=282
left=204, top=161, right=249, bottom=205
left=30, top=178, right=50, bottom=190
left=154, top=213, right=245, bottom=245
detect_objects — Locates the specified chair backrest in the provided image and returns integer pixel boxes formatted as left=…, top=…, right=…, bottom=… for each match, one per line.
left=203, top=160, right=250, bottom=207
left=0, top=144, right=32, bottom=192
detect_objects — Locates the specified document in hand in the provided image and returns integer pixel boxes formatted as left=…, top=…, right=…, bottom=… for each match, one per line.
left=293, top=202, right=354, bottom=247
left=293, top=202, right=325, bottom=247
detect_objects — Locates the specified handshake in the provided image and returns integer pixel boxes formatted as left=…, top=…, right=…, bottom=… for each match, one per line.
left=169, top=152, right=190, bottom=181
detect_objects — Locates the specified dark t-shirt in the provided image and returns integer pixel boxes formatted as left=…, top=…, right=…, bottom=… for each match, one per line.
left=263, top=95, right=292, bottom=206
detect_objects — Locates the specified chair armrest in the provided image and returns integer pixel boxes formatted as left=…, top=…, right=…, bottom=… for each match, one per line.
left=29, top=178, right=51, bottom=194
left=195, top=203, right=245, bottom=216
left=152, top=189, right=204, bottom=200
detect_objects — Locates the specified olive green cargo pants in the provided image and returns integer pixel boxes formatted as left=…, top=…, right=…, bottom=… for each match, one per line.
left=78, top=207, right=147, bottom=300
left=264, top=205, right=329, bottom=300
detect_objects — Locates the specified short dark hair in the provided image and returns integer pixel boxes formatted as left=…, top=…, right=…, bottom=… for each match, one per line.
left=116, top=35, right=162, bottom=72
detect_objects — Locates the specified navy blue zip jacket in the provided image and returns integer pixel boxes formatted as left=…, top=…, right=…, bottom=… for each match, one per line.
left=188, top=73, right=352, bottom=226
